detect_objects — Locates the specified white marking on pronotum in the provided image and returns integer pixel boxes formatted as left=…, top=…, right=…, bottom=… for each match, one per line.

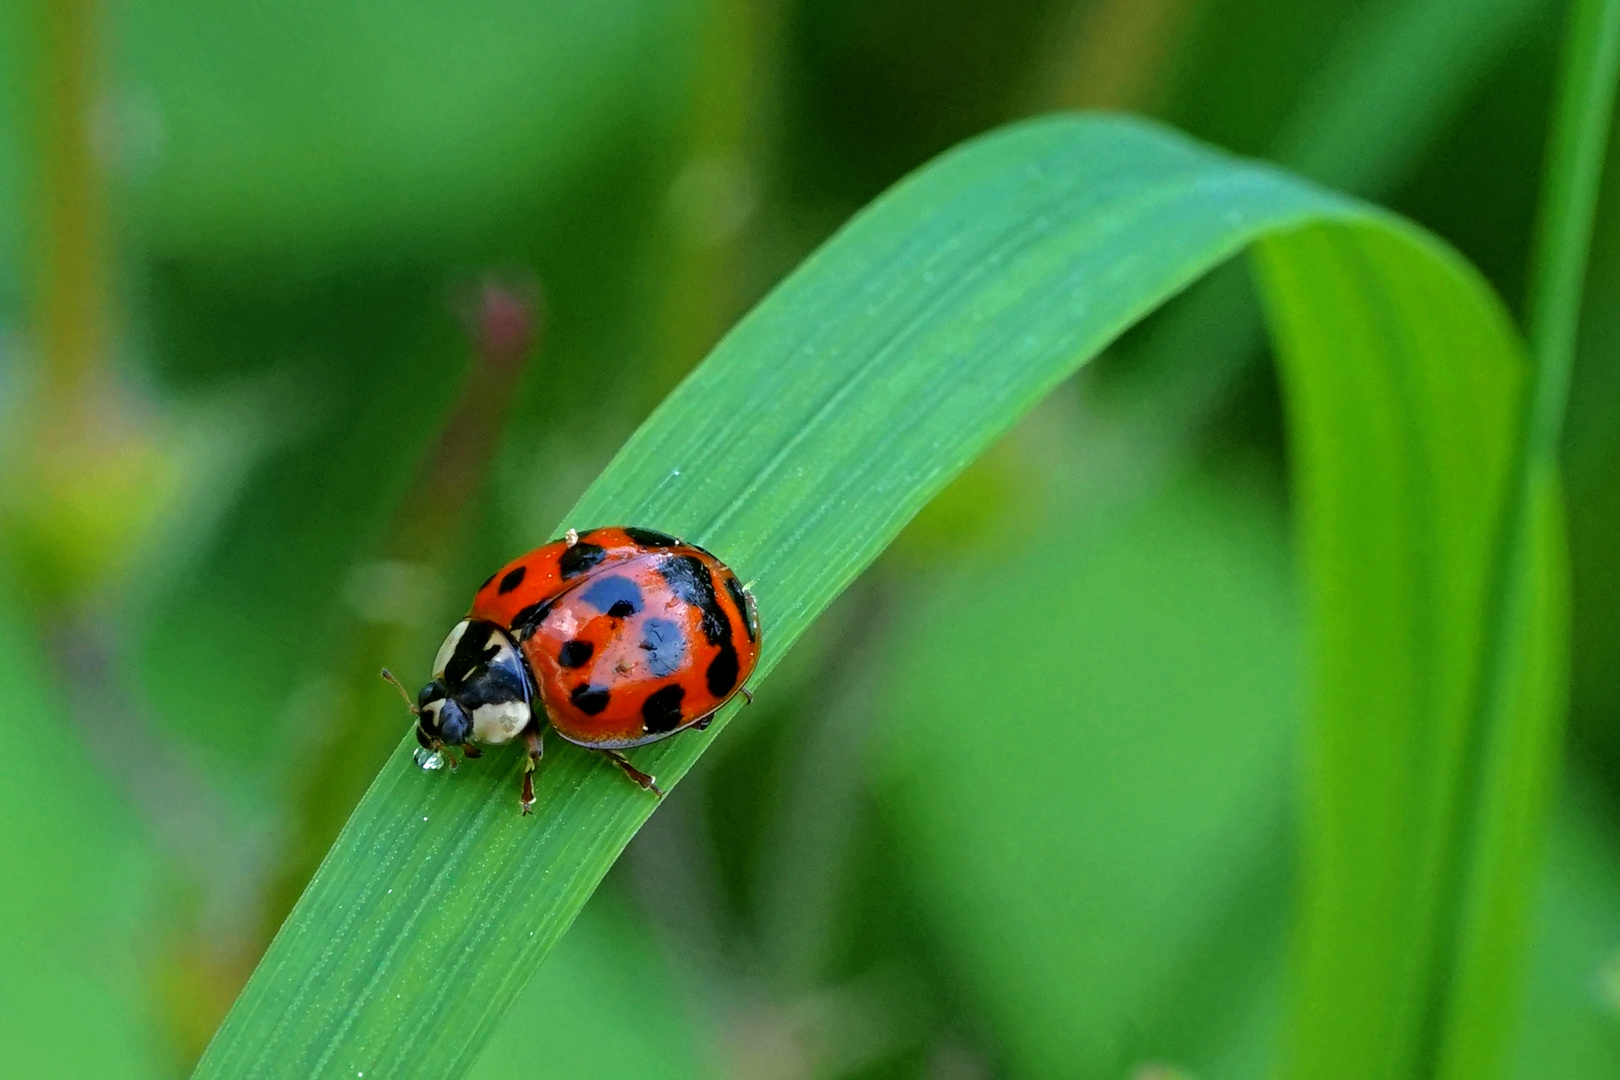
left=483, top=627, right=522, bottom=668
left=472, top=699, right=531, bottom=745
left=432, top=620, right=470, bottom=678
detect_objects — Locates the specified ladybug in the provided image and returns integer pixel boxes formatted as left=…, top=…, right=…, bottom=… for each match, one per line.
left=384, top=526, right=760, bottom=814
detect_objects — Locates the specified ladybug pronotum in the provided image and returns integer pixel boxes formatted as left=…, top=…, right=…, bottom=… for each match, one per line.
left=385, top=526, right=760, bottom=814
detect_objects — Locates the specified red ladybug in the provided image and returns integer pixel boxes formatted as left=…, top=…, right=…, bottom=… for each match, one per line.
left=385, top=527, right=760, bottom=814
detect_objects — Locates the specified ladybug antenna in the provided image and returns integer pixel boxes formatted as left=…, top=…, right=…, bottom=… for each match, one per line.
left=380, top=668, right=421, bottom=716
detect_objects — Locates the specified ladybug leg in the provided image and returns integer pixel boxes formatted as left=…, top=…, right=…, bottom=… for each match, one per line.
left=596, top=749, right=664, bottom=797
left=520, top=728, right=544, bottom=816
left=461, top=742, right=483, bottom=759
left=739, top=686, right=754, bottom=705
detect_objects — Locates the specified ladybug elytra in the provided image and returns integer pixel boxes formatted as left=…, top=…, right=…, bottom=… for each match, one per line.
left=386, top=526, right=760, bottom=814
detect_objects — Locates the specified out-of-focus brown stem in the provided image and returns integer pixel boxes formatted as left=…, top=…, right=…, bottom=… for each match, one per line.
left=644, top=0, right=782, bottom=406
left=1028, top=0, right=1196, bottom=113
left=257, top=275, right=543, bottom=949
left=40, top=0, right=105, bottom=421
left=387, top=277, right=543, bottom=561
left=11, top=0, right=176, bottom=607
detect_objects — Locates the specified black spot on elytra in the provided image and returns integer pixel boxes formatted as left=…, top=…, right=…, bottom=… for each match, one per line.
left=641, top=684, right=685, bottom=734
left=510, top=597, right=556, bottom=641
left=570, top=684, right=611, bottom=715
left=624, top=526, right=681, bottom=548
left=558, top=640, right=593, bottom=668
left=723, top=574, right=756, bottom=642
left=498, top=565, right=527, bottom=594
left=657, top=554, right=729, bottom=645
left=706, top=644, right=740, bottom=697
left=579, top=575, right=642, bottom=619
left=638, top=618, right=686, bottom=677
left=559, top=541, right=606, bottom=579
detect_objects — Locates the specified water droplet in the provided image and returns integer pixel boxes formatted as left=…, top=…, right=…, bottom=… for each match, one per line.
left=414, top=747, right=446, bottom=770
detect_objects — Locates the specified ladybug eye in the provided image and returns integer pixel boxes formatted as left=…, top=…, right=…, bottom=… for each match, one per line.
left=417, top=680, right=447, bottom=710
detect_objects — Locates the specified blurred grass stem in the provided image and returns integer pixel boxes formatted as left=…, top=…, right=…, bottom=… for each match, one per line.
left=1424, top=3, right=1620, bottom=1076
left=1525, top=0, right=1620, bottom=450
left=645, top=0, right=782, bottom=405
left=260, top=277, right=542, bottom=944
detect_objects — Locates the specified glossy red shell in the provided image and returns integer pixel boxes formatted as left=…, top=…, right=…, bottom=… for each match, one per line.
left=468, top=527, right=760, bottom=748
left=469, top=526, right=654, bottom=628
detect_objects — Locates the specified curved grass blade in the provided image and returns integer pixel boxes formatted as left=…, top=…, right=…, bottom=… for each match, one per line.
left=1253, top=225, right=1559, bottom=1080
left=193, top=114, right=1556, bottom=1080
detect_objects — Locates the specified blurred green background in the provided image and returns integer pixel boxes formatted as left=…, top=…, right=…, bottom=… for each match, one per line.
left=0, top=0, right=1616, bottom=1077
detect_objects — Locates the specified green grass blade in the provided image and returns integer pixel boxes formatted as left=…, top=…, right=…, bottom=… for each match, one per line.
left=1253, top=225, right=1560, bottom=1080
left=1429, top=477, right=1567, bottom=1080
left=192, top=114, right=1552, bottom=1080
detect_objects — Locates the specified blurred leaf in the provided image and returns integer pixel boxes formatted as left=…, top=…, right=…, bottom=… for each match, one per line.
left=1564, top=121, right=1620, bottom=768
left=191, top=116, right=1550, bottom=1080
left=122, top=0, right=701, bottom=264
left=133, top=299, right=466, bottom=778
left=1508, top=775, right=1620, bottom=1078
left=874, top=470, right=1299, bottom=1079
left=1559, top=6, right=1620, bottom=777
left=1272, top=0, right=1554, bottom=194
left=470, top=889, right=707, bottom=1080
left=0, top=581, right=160, bottom=1079
left=1166, top=0, right=1366, bottom=159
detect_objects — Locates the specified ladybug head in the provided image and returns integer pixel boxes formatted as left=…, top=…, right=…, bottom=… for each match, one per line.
left=394, top=619, right=533, bottom=761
